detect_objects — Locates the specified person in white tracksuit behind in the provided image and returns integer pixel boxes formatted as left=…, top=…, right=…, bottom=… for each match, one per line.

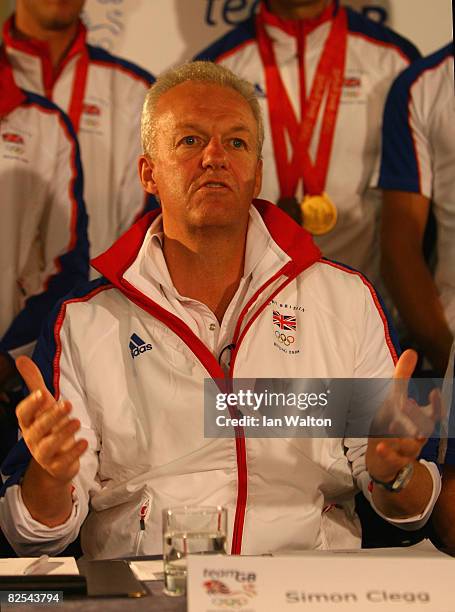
left=0, top=62, right=441, bottom=559
left=195, top=0, right=421, bottom=285
left=2, top=0, right=156, bottom=272
left=0, top=47, right=88, bottom=464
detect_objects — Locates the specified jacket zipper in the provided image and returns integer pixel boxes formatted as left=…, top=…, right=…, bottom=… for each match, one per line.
left=134, top=498, right=151, bottom=556
left=116, top=258, right=302, bottom=555
left=228, top=264, right=299, bottom=554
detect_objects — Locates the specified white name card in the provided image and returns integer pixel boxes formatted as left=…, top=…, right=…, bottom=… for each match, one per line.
left=187, top=551, right=455, bottom=611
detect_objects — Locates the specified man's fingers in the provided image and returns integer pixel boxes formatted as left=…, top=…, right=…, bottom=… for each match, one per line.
left=393, top=349, right=418, bottom=380
left=16, top=390, right=48, bottom=429
left=401, top=398, right=438, bottom=438
left=25, top=401, right=71, bottom=447
left=51, top=413, right=71, bottom=435
left=36, top=418, right=82, bottom=463
left=390, top=389, right=442, bottom=439
left=48, top=439, right=88, bottom=475
left=389, top=349, right=418, bottom=418
left=388, top=414, right=418, bottom=438
left=428, top=388, right=443, bottom=422
left=13, top=358, right=86, bottom=484
left=15, top=356, right=52, bottom=399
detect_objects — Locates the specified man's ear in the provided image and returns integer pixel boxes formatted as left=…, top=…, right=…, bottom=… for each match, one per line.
left=253, top=158, right=263, bottom=199
left=138, top=155, right=158, bottom=195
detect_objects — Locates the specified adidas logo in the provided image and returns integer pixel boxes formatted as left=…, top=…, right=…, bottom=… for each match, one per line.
left=129, top=333, right=152, bottom=359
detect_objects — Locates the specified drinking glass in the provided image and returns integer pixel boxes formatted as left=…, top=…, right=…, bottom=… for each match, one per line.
left=162, top=505, right=227, bottom=596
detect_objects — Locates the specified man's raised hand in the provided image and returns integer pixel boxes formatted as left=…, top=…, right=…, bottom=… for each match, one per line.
left=367, top=349, right=441, bottom=484
left=15, top=356, right=87, bottom=485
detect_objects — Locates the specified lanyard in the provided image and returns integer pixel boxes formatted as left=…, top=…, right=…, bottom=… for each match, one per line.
left=256, top=6, right=348, bottom=198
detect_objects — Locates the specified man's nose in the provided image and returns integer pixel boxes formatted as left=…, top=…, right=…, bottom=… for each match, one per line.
left=201, top=136, right=227, bottom=169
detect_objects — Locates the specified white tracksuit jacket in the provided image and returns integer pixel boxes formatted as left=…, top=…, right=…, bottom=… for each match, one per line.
left=0, top=202, right=439, bottom=558
left=379, top=43, right=455, bottom=334
left=0, top=54, right=88, bottom=358
left=2, top=17, right=154, bottom=263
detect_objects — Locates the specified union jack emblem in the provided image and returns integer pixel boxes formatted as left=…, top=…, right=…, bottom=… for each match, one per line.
left=273, top=310, right=296, bottom=331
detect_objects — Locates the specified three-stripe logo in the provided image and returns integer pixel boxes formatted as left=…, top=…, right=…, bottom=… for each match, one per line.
left=129, top=333, right=152, bottom=359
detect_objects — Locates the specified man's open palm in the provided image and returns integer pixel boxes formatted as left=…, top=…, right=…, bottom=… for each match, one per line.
left=15, top=356, right=87, bottom=484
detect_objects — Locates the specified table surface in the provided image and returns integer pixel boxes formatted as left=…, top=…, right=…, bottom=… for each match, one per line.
left=3, top=546, right=455, bottom=611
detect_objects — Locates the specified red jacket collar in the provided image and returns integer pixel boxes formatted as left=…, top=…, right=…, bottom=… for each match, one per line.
left=3, top=16, right=87, bottom=89
left=259, top=0, right=338, bottom=36
left=92, top=200, right=321, bottom=288
left=0, top=47, right=26, bottom=117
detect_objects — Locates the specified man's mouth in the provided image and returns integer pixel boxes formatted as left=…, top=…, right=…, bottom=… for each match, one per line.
left=197, top=180, right=231, bottom=190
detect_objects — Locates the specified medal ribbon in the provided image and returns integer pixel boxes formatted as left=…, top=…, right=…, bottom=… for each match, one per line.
left=256, top=5, right=348, bottom=198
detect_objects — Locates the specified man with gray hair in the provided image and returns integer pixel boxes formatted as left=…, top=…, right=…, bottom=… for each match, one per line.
left=0, top=62, right=441, bottom=559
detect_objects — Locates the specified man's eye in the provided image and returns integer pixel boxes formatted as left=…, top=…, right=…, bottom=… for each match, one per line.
left=231, top=138, right=246, bottom=149
left=182, top=136, right=197, bottom=145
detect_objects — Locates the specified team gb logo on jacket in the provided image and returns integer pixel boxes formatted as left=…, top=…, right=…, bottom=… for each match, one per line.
left=271, top=300, right=304, bottom=355
left=82, top=101, right=102, bottom=129
left=1, top=128, right=27, bottom=160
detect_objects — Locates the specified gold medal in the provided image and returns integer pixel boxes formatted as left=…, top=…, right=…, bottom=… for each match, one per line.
left=300, top=193, right=337, bottom=235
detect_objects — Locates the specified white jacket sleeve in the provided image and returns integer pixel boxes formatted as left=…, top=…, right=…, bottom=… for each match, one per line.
left=0, top=286, right=101, bottom=556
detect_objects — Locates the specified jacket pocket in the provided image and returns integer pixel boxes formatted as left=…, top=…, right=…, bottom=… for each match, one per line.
left=320, top=503, right=361, bottom=550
